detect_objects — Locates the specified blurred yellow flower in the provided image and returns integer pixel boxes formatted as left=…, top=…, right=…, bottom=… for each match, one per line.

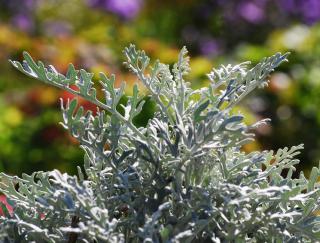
left=38, top=87, right=59, bottom=106
left=3, top=106, right=23, bottom=127
left=189, top=57, right=212, bottom=79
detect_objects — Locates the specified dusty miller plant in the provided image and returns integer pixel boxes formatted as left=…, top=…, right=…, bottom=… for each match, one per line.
left=0, top=45, right=320, bottom=242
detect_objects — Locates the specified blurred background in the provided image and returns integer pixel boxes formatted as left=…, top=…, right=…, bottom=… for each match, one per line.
left=0, top=0, right=319, bottom=176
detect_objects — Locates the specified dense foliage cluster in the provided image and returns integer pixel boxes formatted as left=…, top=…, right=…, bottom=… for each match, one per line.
left=0, top=46, right=319, bottom=242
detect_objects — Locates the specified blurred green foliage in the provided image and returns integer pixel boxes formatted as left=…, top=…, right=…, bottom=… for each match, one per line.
left=0, top=0, right=320, bottom=176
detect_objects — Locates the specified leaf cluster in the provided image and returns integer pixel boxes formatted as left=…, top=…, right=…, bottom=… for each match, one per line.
left=0, top=45, right=319, bottom=242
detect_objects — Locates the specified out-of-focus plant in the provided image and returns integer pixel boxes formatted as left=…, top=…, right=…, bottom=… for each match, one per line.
left=128, top=0, right=320, bottom=57
left=1, top=44, right=320, bottom=242
left=0, top=87, right=83, bottom=175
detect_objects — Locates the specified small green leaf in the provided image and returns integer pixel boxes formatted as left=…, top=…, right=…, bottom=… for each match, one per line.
left=194, top=100, right=210, bottom=123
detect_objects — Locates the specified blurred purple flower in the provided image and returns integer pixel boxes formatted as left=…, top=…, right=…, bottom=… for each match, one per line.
left=300, top=0, right=320, bottom=24
left=12, top=14, right=34, bottom=32
left=237, top=1, right=265, bottom=24
left=216, top=0, right=320, bottom=26
left=87, top=0, right=143, bottom=20
left=0, top=0, right=39, bottom=33
left=278, top=0, right=297, bottom=13
left=199, top=38, right=221, bottom=57
left=279, top=0, right=320, bottom=25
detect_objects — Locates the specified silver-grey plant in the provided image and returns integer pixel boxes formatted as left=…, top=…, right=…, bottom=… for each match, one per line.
left=0, top=45, right=320, bottom=242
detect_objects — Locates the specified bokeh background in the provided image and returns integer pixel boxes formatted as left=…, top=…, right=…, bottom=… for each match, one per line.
left=0, top=0, right=320, bottom=176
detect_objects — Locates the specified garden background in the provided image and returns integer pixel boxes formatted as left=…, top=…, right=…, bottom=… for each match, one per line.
left=0, top=0, right=320, bottom=176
